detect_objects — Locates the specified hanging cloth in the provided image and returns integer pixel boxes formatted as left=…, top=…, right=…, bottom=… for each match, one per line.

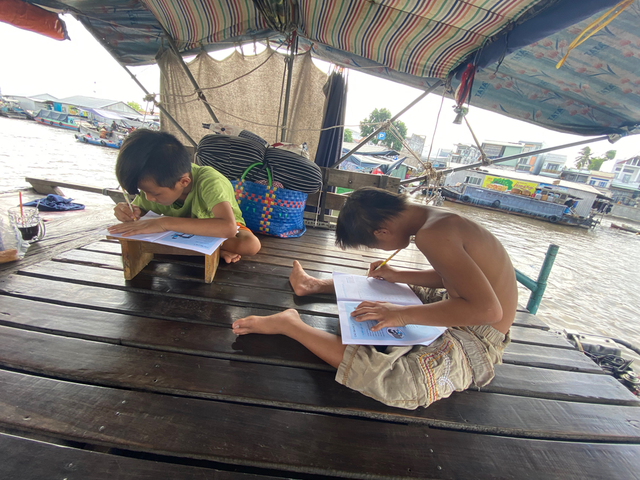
left=315, top=69, right=347, bottom=168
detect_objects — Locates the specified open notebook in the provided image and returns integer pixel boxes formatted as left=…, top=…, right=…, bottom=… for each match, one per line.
left=106, top=212, right=227, bottom=255
left=333, top=272, right=447, bottom=346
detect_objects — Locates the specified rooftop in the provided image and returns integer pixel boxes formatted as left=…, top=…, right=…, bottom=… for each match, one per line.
left=478, top=167, right=603, bottom=195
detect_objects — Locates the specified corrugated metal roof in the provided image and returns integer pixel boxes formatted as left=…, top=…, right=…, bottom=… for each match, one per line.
left=58, top=96, right=120, bottom=109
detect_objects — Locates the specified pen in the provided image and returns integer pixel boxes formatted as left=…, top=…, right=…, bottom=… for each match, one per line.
left=374, top=248, right=401, bottom=271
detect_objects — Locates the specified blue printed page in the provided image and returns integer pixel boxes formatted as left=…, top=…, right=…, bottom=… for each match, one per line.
left=338, top=301, right=446, bottom=346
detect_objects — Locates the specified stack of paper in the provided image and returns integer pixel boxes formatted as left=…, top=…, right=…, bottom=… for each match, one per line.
left=333, top=272, right=447, bottom=346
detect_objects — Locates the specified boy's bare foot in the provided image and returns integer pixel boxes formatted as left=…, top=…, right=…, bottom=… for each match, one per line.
left=221, top=250, right=241, bottom=263
left=289, top=260, right=333, bottom=296
left=232, top=308, right=302, bottom=335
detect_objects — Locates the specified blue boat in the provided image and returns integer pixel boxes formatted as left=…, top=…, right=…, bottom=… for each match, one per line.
left=74, top=124, right=123, bottom=148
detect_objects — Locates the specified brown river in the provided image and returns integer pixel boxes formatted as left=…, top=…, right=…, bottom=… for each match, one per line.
left=2, top=116, right=639, bottom=351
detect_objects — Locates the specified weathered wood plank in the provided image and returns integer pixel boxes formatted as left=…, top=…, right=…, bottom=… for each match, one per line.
left=2, top=268, right=339, bottom=318
left=0, top=324, right=636, bottom=433
left=0, top=319, right=636, bottom=440
left=1, top=370, right=639, bottom=480
left=0, top=433, right=273, bottom=480
left=485, top=364, right=638, bottom=405
left=0, top=296, right=576, bottom=372
left=502, top=341, right=602, bottom=374
left=19, top=259, right=560, bottom=339
left=510, top=327, right=575, bottom=349
left=0, top=295, right=595, bottom=375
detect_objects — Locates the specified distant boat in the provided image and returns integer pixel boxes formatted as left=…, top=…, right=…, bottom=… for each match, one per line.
left=34, top=109, right=80, bottom=130
left=74, top=123, right=123, bottom=149
left=441, top=185, right=596, bottom=228
left=0, top=100, right=32, bottom=120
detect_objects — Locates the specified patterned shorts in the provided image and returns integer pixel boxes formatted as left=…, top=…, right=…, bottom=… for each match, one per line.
left=335, top=287, right=510, bottom=410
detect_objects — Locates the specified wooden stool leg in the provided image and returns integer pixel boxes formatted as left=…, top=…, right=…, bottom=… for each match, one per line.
left=204, top=248, right=221, bottom=284
left=120, top=240, right=154, bottom=281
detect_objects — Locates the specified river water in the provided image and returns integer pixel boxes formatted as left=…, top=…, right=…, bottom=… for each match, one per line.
left=1, top=116, right=639, bottom=350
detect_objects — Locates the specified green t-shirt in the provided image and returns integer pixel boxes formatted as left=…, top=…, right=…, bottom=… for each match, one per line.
left=133, top=164, right=245, bottom=226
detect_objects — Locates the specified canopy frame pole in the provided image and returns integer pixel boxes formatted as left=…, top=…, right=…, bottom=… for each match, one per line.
left=121, top=65, right=197, bottom=147
left=330, top=80, right=443, bottom=169
left=160, top=26, right=220, bottom=124
left=280, top=33, right=298, bottom=143
left=401, top=135, right=611, bottom=185
left=73, top=15, right=197, bottom=147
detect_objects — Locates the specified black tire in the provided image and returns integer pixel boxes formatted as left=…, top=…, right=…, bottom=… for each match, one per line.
left=100, top=140, right=106, bottom=146
left=82, top=136, right=88, bottom=143
left=548, top=215, right=559, bottom=223
left=492, top=200, right=501, bottom=208
left=462, top=195, right=471, bottom=202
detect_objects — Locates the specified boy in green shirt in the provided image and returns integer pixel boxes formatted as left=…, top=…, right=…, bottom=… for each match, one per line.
left=108, top=129, right=261, bottom=263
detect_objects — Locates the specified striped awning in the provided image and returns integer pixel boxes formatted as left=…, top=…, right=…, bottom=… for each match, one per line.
left=142, top=0, right=540, bottom=80
left=14, top=0, right=640, bottom=136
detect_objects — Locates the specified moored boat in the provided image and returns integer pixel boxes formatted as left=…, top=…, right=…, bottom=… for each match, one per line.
left=0, top=99, right=32, bottom=120
left=441, top=185, right=596, bottom=227
left=34, top=109, right=80, bottom=130
left=74, top=123, right=123, bottom=148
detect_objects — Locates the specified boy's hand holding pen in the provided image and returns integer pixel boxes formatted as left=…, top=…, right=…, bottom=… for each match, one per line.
left=113, top=202, right=142, bottom=223
left=367, top=248, right=401, bottom=281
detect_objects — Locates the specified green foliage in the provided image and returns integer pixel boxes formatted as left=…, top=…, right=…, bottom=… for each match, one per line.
left=588, top=150, right=615, bottom=171
left=127, top=101, right=143, bottom=113
left=575, top=146, right=592, bottom=169
left=359, top=108, right=407, bottom=151
left=343, top=128, right=353, bottom=143
left=589, top=157, right=606, bottom=171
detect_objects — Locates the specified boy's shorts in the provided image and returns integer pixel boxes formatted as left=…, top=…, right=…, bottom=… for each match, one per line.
left=236, top=222, right=251, bottom=233
left=335, top=287, right=510, bottom=410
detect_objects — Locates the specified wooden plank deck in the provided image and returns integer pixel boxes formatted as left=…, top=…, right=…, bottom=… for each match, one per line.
left=1, top=225, right=639, bottom=479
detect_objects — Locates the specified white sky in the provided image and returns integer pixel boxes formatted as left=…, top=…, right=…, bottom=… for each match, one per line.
left=1, top=14, right=639, bottom=168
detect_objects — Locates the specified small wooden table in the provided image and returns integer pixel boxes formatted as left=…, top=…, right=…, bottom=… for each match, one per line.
left=108, top=237, right=221, bottom=283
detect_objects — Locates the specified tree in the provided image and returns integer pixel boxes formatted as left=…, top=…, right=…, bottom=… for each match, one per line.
left=343, top=128, right=353, bottom=143
left=589, top=149, right=616, bottom=171
left=127, top=101, right=143, bottom=113
left=574, top=146, right=592, bottom=170
left=359, top=108, right=407, bottom=151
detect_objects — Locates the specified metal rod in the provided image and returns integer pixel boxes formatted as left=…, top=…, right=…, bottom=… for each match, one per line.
left=280, top=34, right=297, bottom=143
left=73, top=15, right=197, bottom=147
left=401, top=135, right=610, bottom=185
left=515, top=244, right=559, bottom=315
left=160, top=25, right=219, bottom=123
left=330, top=80, right=443, bottom=169
left=121, top=65, right=197, bottom=147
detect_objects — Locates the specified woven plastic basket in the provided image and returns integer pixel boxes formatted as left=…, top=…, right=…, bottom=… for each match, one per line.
left=232, top=162, right=307, bottom=238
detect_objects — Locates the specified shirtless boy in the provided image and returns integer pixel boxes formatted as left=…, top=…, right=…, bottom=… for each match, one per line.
left=108, top=129, right=261, bottom=263
left=233, top=187, right=517, bottom=409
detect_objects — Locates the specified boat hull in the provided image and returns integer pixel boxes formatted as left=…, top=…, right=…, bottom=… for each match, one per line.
left=442, top=186, right=592, bottom=227
left=35, top=117, right=78, bottom=131
left=74, top=133, right=121, bottom=149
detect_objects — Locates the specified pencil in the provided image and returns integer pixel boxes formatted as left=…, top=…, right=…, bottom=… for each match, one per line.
left=374, top=248, right=401, bottom=271
left=122, top=188, right=137, bottom=221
